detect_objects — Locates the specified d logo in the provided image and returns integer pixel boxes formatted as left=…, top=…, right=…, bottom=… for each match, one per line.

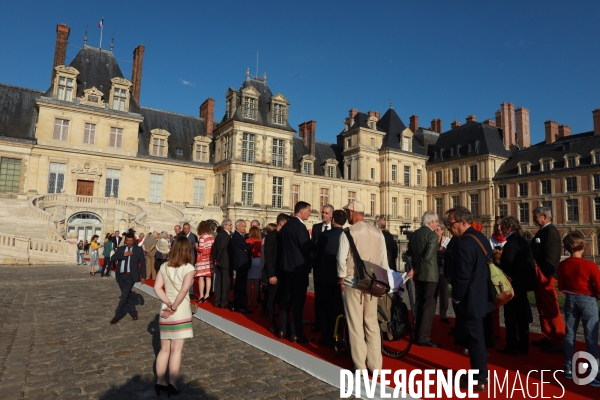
left=572, top=351, right=599, bottom=386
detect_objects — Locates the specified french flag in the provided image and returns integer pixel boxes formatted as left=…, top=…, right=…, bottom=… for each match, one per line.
left=98, top=18, right=103, bottom=28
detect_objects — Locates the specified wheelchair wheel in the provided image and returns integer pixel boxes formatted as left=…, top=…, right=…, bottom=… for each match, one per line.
left=378, top=305, right=413, bottom=358
left=333, top=315, right=350, bottom=358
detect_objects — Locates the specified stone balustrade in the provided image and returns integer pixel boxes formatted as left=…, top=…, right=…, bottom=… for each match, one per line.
left=0, top=232, right=73, bottom=264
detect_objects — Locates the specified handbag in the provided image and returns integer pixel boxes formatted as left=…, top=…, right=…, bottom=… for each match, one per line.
left=344, top=229, right=390, bottom=297
left=463, top=234, right=514, bottom=308
left=164, top=267, right=198, bottom=314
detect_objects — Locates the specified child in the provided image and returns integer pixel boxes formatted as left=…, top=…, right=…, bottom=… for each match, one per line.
left=558, top=233, right=600, bottom=386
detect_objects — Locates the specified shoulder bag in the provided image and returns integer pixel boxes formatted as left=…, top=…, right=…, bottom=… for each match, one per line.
left=344, top=229, right=390, bottom=297
left=164, top=266, right=198, bottom=314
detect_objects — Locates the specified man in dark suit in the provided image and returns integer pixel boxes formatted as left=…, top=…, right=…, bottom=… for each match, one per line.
left=264, top=213, right=290, bottom=335
left=182, top=223, right=198, bottom=265
left=229, top=219, right=253, bottom=314
left=310, top=204, right=333, bottom=333
left=109, top=233, right=146, bottom=324
left=111, top=231, right=122, bottom=248
left=313, top=209, right=346, bottom=347
left=213, top=219, right=233, bottom=309
left=530, top=206, right=565, bottom=353
left=280, top=201, right=313, bottom=343
left=378, top=218, right=399, bottom=271
left=447, top=206, right=494, bottom=393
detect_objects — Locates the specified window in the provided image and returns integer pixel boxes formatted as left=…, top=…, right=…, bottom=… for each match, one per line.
left=566, top=177, right=577, bottom=193
left=402, top=137, right=410, bottom=151
left=292, top=184, right=299, bottom=207
left=392, top=197, right=398, bottom=218
left=195, top=144, right=208, bottom=162
left=371, top=138, right=375, bottom=147
left=542, top=200, right=552, bottom=209
left=243, top=97, right=256, bottom=119
left=391, top=165, right=397, bottom=181
left=542, top=159, right=551, bottom=171
left=417, top=169, right=422, bottom=185
left=451, top=146, right=456, bottom=156
left=566, top=199, right=579, bottom=222
left=519, top=203, right=529, bottom=224
left=468, top=142, right=475, bottom=152
left=221, top=173, right=227, bottom=199
left=469, top=165, right=478, bottom=182
left=48, top=163, right=66, bottom=194
left=417, top=200, right=422, bottom=217
left=176, top=148, right=183, bottom=156
left=594, top=174, right=600, bottom=190
left=109, top=127, right=123, bottom=148
left=435, top=171, right=442, bottom=187
left=520, top=164, right=528, bottom=174
left=320, top=188, right=329, bottom=208
left=404, top=166, right=410, bottom=186
left=57, top=76, right=74, bottom=101
left=105, top=169, right=120, bottom=198
left=371, top=194, right=377, bottom=216
left=347, top=164, right=352, bottom=180
left=348, top=191, right=356, bottom=203
left=327, top=166, right=335, bottom=178
left=0, top=158, right=21, bottom=193
left=567, top=156, right=576, bottom=168
left=595, top=153, right=600, bottom=165
left=435, top=198, right=443, bottom=217
left=223, top=135, right=230, bottom=160
left=149, top=173, right=163, bottom=203
left=303, top=162, right=312, bottom=175
left=347, top=138, right=351, bottom=148
left=83, top=123, right=96, bottom=144
left=241, top=173, right=254, bottom=206
left=498, top=204, right=508, bottom=217
left=499, top=185, right=507, bottom=199
left=272, top=139, right=284, bottom=167
left=272, top=177, right=283, bottom=208
left=370, top=168, right=375, bottom=180
left=404, top=198, right=410, bottom=219
left=193, top=179, right=206, bottom=206
left=53, top=119, right=69, bottom=141
left=595, top=198, right=600, bottom=220
left=452, top=195, right=460, bottom=208
left=152, top=137, right=167, bottom=157
left=541, top=180, right=552, bottom=195
left=112, top=88, right=127, bottom=111
left=242, top=133, right=255, bottom=162
left=470, top=194, right=479, bottom=217
left=273, top=104, right=284, bottom=124
left=519, top=182, right=528, bottom=197
left=452, top=168, right=459, bottom=184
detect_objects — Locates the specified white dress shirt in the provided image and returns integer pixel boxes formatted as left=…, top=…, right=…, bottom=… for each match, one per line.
left=120, top=247, right=132, bottom=273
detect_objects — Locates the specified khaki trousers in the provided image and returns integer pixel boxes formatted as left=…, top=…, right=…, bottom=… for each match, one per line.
left=342, top=286, right=382, bottom=372
left=145, top=253, right=156, bottom=280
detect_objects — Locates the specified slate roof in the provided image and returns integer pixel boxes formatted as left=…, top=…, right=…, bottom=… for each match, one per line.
left=0, top=84, right=42, bottom=140
left=413, top=128, right=440, bottom=156
left=494, top=131, right=600, bottom=180
left=378, top=108, right=408, bottom=150
left=292, top=137, right=343, bottom=177
left=428, top=121, right=511, bottom=164
left=223, top=76, right=295, bottom=132
left=138, top=107, right=207, bottom=162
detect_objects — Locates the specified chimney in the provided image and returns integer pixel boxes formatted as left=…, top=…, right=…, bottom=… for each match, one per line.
left=367, top=111, right=379, bottom=121
left=558, top=124, right=571, bottom=138
left=483, top=119, right=496, bottom=127
left=375, top=111, right=380, bottom=120
left=508, top=102, right=515, bottom=141
left=299, top=121, right=317, bottom=156
left=410, top=115, right=419, bottom=132
left=200, top=98, right=215, bottom=137
left=495, top=110, right=502, bottom=128
left=51, top=23, right=70, bottom=85
left=545, top=120, right=559, bottom=144
left=466, top=114, right=477, bottom=123
left=499, top=102, right=516, bottom=149
left=131, top=45, right=145, bottom=104
left=515, top=107, right=530, bottom=149
left=298, top=122, right=307, bottom=141
left=349, top=108, right=359, bottom=119
left=593, top=108, right=600, bottom=135
left=451, top=120, right=462, bottom=129
left=436, top=118, right=442, bottom=133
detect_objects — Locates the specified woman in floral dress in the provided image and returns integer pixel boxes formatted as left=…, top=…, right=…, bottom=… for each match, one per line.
left=195, top=221, right=214, bottom=302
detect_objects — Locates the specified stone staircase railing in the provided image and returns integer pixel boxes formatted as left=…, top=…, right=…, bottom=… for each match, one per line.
left=160, top=201, right=189, bottom=224
left=27, top=196, right=65, bottom=242
left=0, top=232, right=73, bottom=264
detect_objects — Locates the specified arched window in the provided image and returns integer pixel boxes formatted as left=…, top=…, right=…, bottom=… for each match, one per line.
left=67, top=212, right=103, bottom=242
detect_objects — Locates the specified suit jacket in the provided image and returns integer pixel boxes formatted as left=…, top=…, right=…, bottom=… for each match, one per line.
left=185, top=232, right=199, bottom=263
left=263, top=229, right=282, bottom=278
left=228, top=230, right=252, bottom=270
left=530, top=223, right=561, bottom=278
left=381, top=230, right=399, bottom=271
left=451, top=227, right=495, bottom=319
left=213, top=230, right=231, bottom=269
left=110, top=245, right=146, bottom=283
left=499, top=232, right=537, bottom=293
left=409, top=225, right=439, bottom=283
left=311, top=222, right=331, bottom=244
left=314, top=226, right=343, bottom=285
left=111, top=235, right=122, bottom=249
left=280, top=217, right=312, bottom=274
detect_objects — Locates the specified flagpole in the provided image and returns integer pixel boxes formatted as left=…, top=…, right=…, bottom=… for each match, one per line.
left=99, top=20, right=104, bottom=49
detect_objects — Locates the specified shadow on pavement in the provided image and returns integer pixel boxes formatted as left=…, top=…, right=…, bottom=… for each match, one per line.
left=98, top=374, right=219, bottom=399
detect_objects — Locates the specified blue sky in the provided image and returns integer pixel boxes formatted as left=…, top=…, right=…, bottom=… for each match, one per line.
left=2, top=1, right=599, bottom=145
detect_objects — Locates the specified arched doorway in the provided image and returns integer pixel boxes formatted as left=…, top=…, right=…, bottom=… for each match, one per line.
left=67, top=212, right=103, bottom=242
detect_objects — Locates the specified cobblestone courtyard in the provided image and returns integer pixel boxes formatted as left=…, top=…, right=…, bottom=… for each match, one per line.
left=0, top=265, right=339, bottom=400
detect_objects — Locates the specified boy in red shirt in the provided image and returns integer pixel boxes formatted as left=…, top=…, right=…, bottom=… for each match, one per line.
left=558, top=233, right=600, bottom=386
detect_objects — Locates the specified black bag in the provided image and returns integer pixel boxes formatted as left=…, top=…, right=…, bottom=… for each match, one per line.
left=378, top=292, right=412, bottom=341
left=344, top=229, right=390, bottom=297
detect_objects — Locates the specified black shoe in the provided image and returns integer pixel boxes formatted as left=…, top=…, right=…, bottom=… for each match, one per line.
left=290, top=334, right=313, bottom=343
left=440, top=317, right=450, bottom=324
left=497, top=347, right=518, bottom=355
left=278, top=331, right=287, bottom=339
left=541, top=343, right=562, bottom=354
left=463, top=348, right=491, bottom=356
left=416, top=341, right=441, bottom=348
left=155, top=383, right=168, bottom=396
left=235, top=308, right=254, bottom=314
left=168, top=383, right=180, bottom=396
left=269, top=326, right=279, bottom=336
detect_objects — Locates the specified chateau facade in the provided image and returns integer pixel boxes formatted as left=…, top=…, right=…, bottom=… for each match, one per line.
left=1, top=24, right=600, bottom=262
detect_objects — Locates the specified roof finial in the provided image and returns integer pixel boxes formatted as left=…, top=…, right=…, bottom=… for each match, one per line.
left=263, top=72, right=267, bottom=82
left=390, top=97, right=393, bottom=109
left=246, top=68, right=250, bottom=80
left=110, top=34, right=114, bottom=51
left=83, top=25, right=88, bottom=45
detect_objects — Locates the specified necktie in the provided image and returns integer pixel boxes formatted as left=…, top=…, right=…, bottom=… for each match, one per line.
left=121, top=247, right=131, bottom=273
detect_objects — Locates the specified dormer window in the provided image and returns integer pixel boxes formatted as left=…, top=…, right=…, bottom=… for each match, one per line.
left=109, top=77, right=132, bottom=112
left=225, top=88, right=238, bottom=119
left=241, top=85, right=260, bottom=120
left=193, top=136, right=212, bottom=163
left=112, top=88, right=127, bottom=111
left=57, top=77, right=74, bottom=101
left=402, top=136, right=410, bottom=151
left=451, top=146, right=456, bottom=156
left=541, top=158, right=553, bottom=171
left=300, top=155, right=316, bottom=175
left=80, top=87, right=105, bottom=108
left=150, top=129, right=171, bottom=157
left=53, top=65, right=79, bottom=102
left=468, top=141, right=474, bottom=152
left=564, top=153, right=579, bottom=168
left=177, top=148, right=183, bottom=156
left=594, top=150, right=600, bottom=164
left=519, top=163, right=529, bottom=174
left=270, top=93, right=289, bottom=125
left=304, top=162, right=312, bottom=174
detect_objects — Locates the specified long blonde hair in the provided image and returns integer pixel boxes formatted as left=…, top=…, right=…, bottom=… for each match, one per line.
left=167, top=236, right=192, bottom=268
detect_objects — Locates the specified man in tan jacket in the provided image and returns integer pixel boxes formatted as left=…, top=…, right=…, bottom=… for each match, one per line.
left=337, top=201, right=389, bottom=373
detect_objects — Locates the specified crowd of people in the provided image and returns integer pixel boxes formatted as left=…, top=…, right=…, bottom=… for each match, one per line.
left=90, top=202, right=600, bottom=393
